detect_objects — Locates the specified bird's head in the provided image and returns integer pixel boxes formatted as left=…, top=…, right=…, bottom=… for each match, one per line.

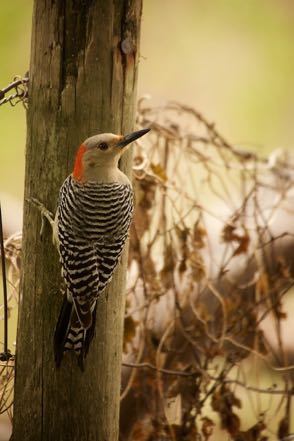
left=73, top=128, right=150, bottom=181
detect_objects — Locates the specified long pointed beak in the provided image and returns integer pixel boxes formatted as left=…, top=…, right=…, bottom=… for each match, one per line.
left=117, top=128, right=150, bottom=148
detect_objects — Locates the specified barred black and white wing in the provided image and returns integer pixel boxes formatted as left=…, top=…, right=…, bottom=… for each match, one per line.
left=54, top=175, right=133, bottom=367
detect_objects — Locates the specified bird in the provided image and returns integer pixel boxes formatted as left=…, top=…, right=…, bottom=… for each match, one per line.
left=51, top=128, right=150, bottom=369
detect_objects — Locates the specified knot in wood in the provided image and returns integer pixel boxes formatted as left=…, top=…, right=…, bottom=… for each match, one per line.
left=121, top=37, right=134, bottom=55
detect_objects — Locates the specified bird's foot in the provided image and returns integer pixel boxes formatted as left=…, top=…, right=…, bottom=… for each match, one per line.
left=27, top=197, right=54, bottom=237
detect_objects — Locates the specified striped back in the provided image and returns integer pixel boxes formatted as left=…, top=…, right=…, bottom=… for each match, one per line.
left=57, top=175, right=134, bottom=328
left=58, top=175, right=134, bottom=241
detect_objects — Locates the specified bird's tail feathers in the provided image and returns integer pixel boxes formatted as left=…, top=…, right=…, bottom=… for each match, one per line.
left=54, top=295, right=72, bottom=367
left=54, top=297, right=97, bottom=370
left=73, top=297, right=93, bottom=330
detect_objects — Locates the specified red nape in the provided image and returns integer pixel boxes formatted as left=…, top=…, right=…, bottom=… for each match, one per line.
left=73, top=144, right=87, bottom=181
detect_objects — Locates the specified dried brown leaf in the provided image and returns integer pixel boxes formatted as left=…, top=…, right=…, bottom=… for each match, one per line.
left=135, top=177, right=157, bottom=210
left=123, top=316, right=139, bottom=353
left=201, top=416, right=215, bottom=441
left=232, top=232, right=250, bottom=256
left=175, top=226, right=189, bottom=247
left=160, top=244, right=175, bottom=289
left=133, top=205, right=151, bottom=239
left=128, top=416, right=154, bottom=441
left=176, top=226, right=189, bottom=276
left=211, top=385, right=241, bottom=436
left=222, top=223, right=250, bottom=256
left=178, top=258, right=187, bottom=275
left=195, top=302, right=213, bottom=323
left=193, top=222, right=207, bottom=249
left=256, top=272, right=269, bottom=300
left=257, top=330, right=268, bottom=355
left=150, top=162, right=168, bottom=181
left=276, top=255, right=291, bottom=279
left=188, top=251, right=206, bottom=282
left=222, top=223, right=238, bottom=243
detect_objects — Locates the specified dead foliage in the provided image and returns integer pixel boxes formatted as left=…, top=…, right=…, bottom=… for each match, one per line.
left=121, top=99, right=294, bottom=440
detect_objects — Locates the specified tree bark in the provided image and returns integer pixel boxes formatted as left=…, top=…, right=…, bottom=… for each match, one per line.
left=13, top=1, right=142, bottom=440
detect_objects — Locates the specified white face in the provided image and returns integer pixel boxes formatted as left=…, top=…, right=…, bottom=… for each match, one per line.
left=83, top=133, right=123, bottom=151
left=80, top=129, right=150, bottom=172
left=82, top=133, right=125, bottom=169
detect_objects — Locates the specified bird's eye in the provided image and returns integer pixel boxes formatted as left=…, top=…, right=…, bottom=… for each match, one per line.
left=98, top=142, right=108, bottom=151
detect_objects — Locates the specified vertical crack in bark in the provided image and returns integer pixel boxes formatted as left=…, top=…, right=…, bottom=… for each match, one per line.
left=59, top=0, right=67, bottom=104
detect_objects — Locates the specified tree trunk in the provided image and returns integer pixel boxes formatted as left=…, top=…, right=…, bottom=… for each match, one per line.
left=13, top=1, right=142, bottom=440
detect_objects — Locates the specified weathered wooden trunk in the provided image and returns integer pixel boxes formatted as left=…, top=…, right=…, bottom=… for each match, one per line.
left=13, top=1, right=142, bottom=440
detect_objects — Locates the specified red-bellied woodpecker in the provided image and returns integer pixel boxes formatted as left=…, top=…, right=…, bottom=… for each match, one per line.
left=51, top=128, right=150, bottom=369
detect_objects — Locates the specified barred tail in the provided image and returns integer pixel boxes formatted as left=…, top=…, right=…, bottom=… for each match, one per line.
left=54, top=297, right=97, bottom=370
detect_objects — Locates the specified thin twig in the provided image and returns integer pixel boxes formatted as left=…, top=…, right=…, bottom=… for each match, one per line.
left=122, top=361, right=294, bottom=396
left=0, top=203, right=12, bottom=360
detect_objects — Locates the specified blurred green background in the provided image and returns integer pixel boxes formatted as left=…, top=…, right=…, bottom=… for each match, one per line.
left=1, top=0, right=294, bottom=202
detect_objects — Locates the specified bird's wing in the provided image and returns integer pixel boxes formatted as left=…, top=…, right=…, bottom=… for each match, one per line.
left=59, top=240, right=99, bottom=329
left=94, top=237, right=128, bottom=292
